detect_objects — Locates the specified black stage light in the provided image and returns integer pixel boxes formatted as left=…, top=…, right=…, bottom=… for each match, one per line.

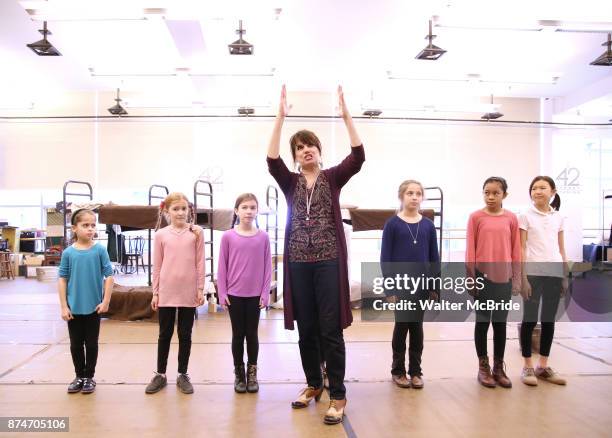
left=237, top=107, right=255, bottom=115
left=415, top=20, right=446, bottom=60
left=108, top=88, right=128, bottom=116
left=229, top=20, right=253, bottom=55
left=27, top=21, right=61, bottom=56
left=481, top=94, right=504, bottom=120
left=590, top=33, right=612, bottom=66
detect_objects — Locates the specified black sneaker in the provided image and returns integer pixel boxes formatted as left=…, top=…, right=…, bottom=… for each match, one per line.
left=81, top=378, right=96, bottom=394
left=145, top=373, right=167, bottom=394
left=67, top=377, right=84, bottom=393
left=177, top=373, right=194, bottom=394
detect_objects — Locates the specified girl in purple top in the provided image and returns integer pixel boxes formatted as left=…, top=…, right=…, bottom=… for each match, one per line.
left=218, top=193, right=272, bottom=394
left=267, top=85, right=365, bottom=425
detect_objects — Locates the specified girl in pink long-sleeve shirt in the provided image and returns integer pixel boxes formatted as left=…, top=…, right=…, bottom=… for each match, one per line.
left=466, top=176, right=521, bottom=389
left=218, top=193, right=271, bottom=394
left=145, top=192, right=205, bottom=395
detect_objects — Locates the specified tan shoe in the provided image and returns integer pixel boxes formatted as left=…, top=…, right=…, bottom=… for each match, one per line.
left=535, top=367, right=567, bottom=385
left=410, top=375, right=424, bottom=389
left=521, top=367, right=538, bottom=386
left=291, top=386, right=323, bottom=409
left=324, top=398, right=347, bottom=425
left=392, top=374, right=411, bottom=388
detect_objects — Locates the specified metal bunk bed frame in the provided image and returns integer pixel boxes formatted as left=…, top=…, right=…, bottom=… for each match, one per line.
left=62, top=180, right=93, bottom=248
left=266, top=185, right=280, bottom=303
left=193, top=180, right=215, bottom=294
left=423, top=186, right=444, bottom=260
left=148, top=184, right=169, bottom=286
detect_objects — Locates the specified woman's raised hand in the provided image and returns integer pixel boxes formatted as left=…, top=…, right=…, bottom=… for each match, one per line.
left=338, top=85, right=351, bottom=120
left=278, top=84, right=292, bottom=118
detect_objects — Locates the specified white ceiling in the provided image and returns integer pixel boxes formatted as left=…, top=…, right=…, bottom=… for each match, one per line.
left=1, top=0, right=612, bottom=113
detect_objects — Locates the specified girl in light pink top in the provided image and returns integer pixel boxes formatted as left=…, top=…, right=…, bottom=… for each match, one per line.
left=466, top=176, right=521, bottom=389
left=146, top=192, right=205, bottom=395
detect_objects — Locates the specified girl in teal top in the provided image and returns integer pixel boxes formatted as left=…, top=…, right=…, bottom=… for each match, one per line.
left=58, top=209, right=114, bottom=394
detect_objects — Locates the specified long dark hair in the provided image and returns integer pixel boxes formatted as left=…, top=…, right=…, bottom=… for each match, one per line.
left=232, top=193, right=259, bottom=228
left=529, top=176, right=561, bottom=210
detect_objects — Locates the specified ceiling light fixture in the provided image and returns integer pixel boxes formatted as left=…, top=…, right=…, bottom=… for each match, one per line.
left=237, top=107, right=255, bottom=115
left=362, top=90, right=382, bottom=117
left=26, top=21, right=61, bottom=56
left=415, top=19, right=446, bottom=60
left=228, top=20, right=253, bottom=55
left=108, top=88, right=128, bottom=116
left=590, top=33, right=612, bottom=66
left=481, top=94, right=503, bottom=120
left=362, top=109, right=382, bottom=117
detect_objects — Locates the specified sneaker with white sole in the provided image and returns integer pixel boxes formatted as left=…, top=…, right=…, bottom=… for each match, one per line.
left=521, top=367, right=538, bottom=386
left=535, top=366, right=566, bottom=385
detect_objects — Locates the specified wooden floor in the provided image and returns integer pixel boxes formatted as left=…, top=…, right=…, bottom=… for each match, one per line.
left=1, top=276, right=612, bottom=437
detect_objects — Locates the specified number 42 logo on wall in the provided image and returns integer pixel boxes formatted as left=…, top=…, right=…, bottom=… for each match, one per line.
left=556, top=167, right=581, bottom=194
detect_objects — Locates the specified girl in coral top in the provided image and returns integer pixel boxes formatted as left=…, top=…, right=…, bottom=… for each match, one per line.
left=145, top=192, right=205, bottom=395
left=466, top=176, right=521, bottom=389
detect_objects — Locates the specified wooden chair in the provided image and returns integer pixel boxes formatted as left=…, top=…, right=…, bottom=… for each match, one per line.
left=0, top=252, right=15, bottom=280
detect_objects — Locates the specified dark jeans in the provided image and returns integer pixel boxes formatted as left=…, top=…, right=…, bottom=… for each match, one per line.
left=227, top=295, right=261, bottom=366
left=67, top=312, right=101, bottom=378
left=290, top=259, right=346, bottom=400
left=473, top=275, right=512, bottom=359
left=157, top=307, right=196, bottom=374
left=520, top=275, right=562, bottom=358
left=391, top=295, right=425, bottom=377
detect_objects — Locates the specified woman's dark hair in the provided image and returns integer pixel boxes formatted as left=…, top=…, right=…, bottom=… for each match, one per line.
left=289, top=130, right=322, bottom=161
left=232, top=193, right=259, bottom=227
left=529, top=175, right=561, bottom=210
left=482, top=176, right=508, bottom=194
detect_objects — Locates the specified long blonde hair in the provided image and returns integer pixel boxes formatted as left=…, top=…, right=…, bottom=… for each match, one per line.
left=155, top=192, right=201, bottom=242
left=397, top=179, right=425, bottom=211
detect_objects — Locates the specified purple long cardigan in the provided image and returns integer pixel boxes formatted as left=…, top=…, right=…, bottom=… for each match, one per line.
left=267, top=145, right=365, bottom=330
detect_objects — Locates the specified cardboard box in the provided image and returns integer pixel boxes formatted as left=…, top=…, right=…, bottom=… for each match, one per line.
left=24, top=255, right=44, bottom=266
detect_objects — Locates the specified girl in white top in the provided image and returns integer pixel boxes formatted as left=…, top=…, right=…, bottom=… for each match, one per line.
left=518, top=176, right=568, bottom=386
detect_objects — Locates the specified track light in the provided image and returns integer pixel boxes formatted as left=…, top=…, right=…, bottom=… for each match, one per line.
left=481, top=94, right=503, bottom=120
left=590, top=33, right=612, bottom=66
left=362, top=109, right=382, bottom=117
left=108, top=88, right=128, bottom=116
left=228, top=20, right=253, bottom=55
left=415, top=20, right=446, bottom=60
left=26, top=21, right=61, bottom=56
left=237, top=107, right=255, bottom=115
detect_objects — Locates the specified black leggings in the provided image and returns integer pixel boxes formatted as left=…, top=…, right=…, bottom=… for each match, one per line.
left=520, top=276, right=562, bottom=358
left=227, top=295, right=261, bottom=366
left=67, top=312, right=101, bottom=378
left=157, top=307, right=195, bottom=374
left=290, top=259, right=346, bottom=400
left=391, top=295, right=425, bottom=377
left=473, top=276, right=512, bottom=359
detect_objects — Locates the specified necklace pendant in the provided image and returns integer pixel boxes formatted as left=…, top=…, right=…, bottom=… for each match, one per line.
left=306, top=216, right=310, bottom=221
left=413, top=240, right=417, bottom=244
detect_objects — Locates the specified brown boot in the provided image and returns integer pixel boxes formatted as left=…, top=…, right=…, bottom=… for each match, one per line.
left=477, top=356, right=497, bottom=388
left=493, top=357, right=512, bottom=388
